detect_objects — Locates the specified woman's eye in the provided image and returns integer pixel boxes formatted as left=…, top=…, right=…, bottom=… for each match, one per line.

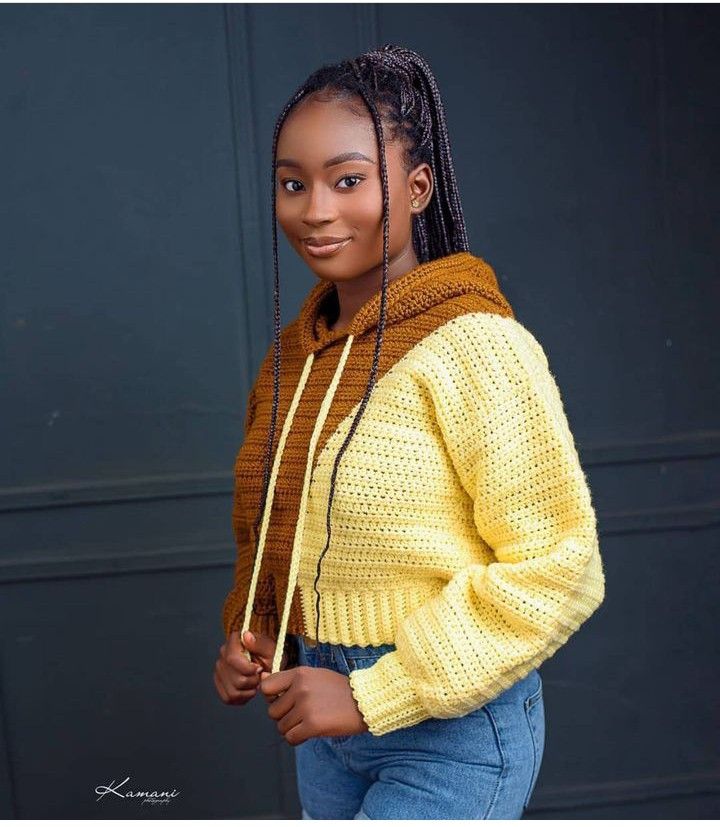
left=337, top=175, right=363, bottom=189
left=279, top=175, right=364, bottom=193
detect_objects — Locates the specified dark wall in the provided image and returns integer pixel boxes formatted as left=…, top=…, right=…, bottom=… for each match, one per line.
left=1, top=3, right=718, bottom=818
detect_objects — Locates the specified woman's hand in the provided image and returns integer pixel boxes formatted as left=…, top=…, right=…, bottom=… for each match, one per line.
left=213, top=630, right=287, bottom=706
left=258, top=666, right=369, bottom=745
left=241, top=629, right=289, bottom=673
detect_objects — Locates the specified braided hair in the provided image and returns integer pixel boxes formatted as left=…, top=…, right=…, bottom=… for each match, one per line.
left=250, top=44, right=471, bottom=648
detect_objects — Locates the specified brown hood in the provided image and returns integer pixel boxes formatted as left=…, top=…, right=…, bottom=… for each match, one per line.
left=297, top=251, right=515, bottom=356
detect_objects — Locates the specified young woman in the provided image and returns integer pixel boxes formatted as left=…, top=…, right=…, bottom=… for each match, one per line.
left=213, top=45, right=606, bottom=819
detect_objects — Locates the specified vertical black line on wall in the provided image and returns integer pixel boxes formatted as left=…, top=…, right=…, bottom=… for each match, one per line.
left=0, top=661, right=17, bottom=818
left=223, top=8, right=293, bottom=814
left=223, top=3, right=270, bottom=404
left=223, top=6, right=287, bottom=814
left=354, top=3, right=380, bottom=49
left=653, top=5, right=669, bottom=248
left=652, top=3, right=671, bottom=431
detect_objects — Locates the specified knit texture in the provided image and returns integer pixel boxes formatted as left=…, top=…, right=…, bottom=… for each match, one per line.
left=221, top=251, right=605, bottom=735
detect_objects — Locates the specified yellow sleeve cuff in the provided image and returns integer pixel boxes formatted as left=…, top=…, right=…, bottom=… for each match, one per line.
left=347, top=650, right=431, bottom=736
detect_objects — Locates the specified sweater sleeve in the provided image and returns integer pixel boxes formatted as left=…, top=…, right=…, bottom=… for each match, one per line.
left=347, top=314, right=606, bottom=736
left=221, top=383, right=280, bottom=641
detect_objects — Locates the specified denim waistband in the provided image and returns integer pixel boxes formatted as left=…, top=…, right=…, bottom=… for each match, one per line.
left=290, top=633, right=396, bottom=677
left=293, top=634, right=396, bottom=656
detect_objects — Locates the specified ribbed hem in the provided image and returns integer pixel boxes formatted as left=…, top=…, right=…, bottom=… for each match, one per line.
left=298, top=582, right=445, bottom=645
left=347, top=650, right=430, bottom=736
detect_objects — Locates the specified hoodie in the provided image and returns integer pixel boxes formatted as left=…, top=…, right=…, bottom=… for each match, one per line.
left=221, top=251, right=605, bottom=736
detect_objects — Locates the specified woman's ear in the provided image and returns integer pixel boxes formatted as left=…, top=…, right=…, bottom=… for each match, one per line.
left=408, top=162, right=434, bottom=212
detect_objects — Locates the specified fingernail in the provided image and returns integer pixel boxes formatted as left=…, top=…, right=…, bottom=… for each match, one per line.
left=255, top=665, right=263, bottom=674
left=243, top=631, right=255, bottom=644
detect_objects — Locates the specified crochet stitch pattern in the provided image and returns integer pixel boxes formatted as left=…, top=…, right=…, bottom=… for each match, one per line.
left=222, top=252, right=605, bottom=736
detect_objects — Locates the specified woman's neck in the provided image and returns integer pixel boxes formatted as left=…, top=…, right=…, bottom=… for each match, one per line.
left=325, top=247, right=420, bottom=333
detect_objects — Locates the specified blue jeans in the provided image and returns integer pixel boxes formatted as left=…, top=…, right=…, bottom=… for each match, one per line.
left=291, top=634, right=545, bottom=820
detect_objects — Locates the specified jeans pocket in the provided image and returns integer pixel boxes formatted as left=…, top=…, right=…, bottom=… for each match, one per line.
left=344, top=641, right=396, bottom=671
left=345, top=655, right=381, bottom=671
left=522, top=683, right=545, bottom=809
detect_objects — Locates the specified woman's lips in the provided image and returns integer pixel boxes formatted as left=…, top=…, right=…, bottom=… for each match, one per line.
left=303, top=238, right=351, bottom=257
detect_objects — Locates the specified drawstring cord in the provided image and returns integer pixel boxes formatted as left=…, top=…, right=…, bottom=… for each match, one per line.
left=242, top=335, right=355, bottom=676
left=240, top=351, right=315, bottom=660
left=270, top=334, right=354, bottom=675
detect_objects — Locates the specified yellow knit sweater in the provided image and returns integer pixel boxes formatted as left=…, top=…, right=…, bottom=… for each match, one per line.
left=222, top=251, right=605, bottom=736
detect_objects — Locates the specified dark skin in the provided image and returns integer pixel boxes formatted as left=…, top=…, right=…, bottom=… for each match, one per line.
left=213, top=630, right=371, bottom=745
left=275, top=93, right=434, bottom=330
left=214, top=92, right=433, bottom=745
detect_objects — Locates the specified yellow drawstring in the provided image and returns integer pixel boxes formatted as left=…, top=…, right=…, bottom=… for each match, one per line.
left=270, top=334, right=355, bottom=674
left=240, top=351, right=315, bottom=658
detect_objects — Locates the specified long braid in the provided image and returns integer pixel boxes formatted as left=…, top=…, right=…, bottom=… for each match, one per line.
left=233, top=45, right=471, bottom=647
left=226, top=91, right=303, bottom=637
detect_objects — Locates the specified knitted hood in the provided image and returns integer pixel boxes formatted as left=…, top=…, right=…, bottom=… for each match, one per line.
left=234, top=251, right=516, bottom=672
left=297, top=251, right=514, bottom=357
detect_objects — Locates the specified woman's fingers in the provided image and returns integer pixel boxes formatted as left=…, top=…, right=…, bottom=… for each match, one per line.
left=226, top=648, right=263, bottom=677
left=276, top=705, right=304, bottom=737
left=214, top=631, right=268, bottom=705
left=216, top=657, right=260, bottom=693
left=265, top=684, right=295, bottom=720
left=215, top=666, right=257, bottom=705
left=214, top=669, right=229, bottom=703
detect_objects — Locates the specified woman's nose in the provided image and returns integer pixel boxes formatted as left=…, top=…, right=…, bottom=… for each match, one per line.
left=302, top=186, right=339, bottom=225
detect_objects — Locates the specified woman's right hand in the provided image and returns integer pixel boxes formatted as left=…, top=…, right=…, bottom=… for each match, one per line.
left=214, top=630, right=286, bottom=706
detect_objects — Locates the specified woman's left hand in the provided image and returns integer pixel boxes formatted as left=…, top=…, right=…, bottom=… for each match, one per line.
left=257, top=665, right=369, bottom=745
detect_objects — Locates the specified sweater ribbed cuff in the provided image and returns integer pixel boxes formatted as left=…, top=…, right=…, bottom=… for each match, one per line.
left=347, top=650, right=431, bottom=736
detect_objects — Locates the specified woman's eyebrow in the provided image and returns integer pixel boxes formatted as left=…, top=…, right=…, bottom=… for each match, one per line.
left=275, top=151, right=376, bottom=170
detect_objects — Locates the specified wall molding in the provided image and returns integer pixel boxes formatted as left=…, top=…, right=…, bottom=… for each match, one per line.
left=223, top=3, right=272, bottom=399
left=0, top=471, right=231, bottom=513
left=1, top=430, right=718, bottom=514
left=580, top=429, right=720, bottom=466
left=530, top=769, right=720, bottom=814
left=0, top=498, right=718, bottom=584
left=353, top=3, right=380, bottom=49
left=0, top=540, right=234, bottom=584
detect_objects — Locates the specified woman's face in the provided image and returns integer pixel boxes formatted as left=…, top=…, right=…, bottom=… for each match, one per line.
left=274, top=93, right=432, bottom=284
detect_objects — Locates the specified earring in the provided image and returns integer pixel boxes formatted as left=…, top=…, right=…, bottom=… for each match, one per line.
left=411, top=198, right=420, bottom=208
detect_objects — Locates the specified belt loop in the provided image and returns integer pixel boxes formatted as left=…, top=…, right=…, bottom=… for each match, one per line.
left=332, top=643, right=352, bottom=675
